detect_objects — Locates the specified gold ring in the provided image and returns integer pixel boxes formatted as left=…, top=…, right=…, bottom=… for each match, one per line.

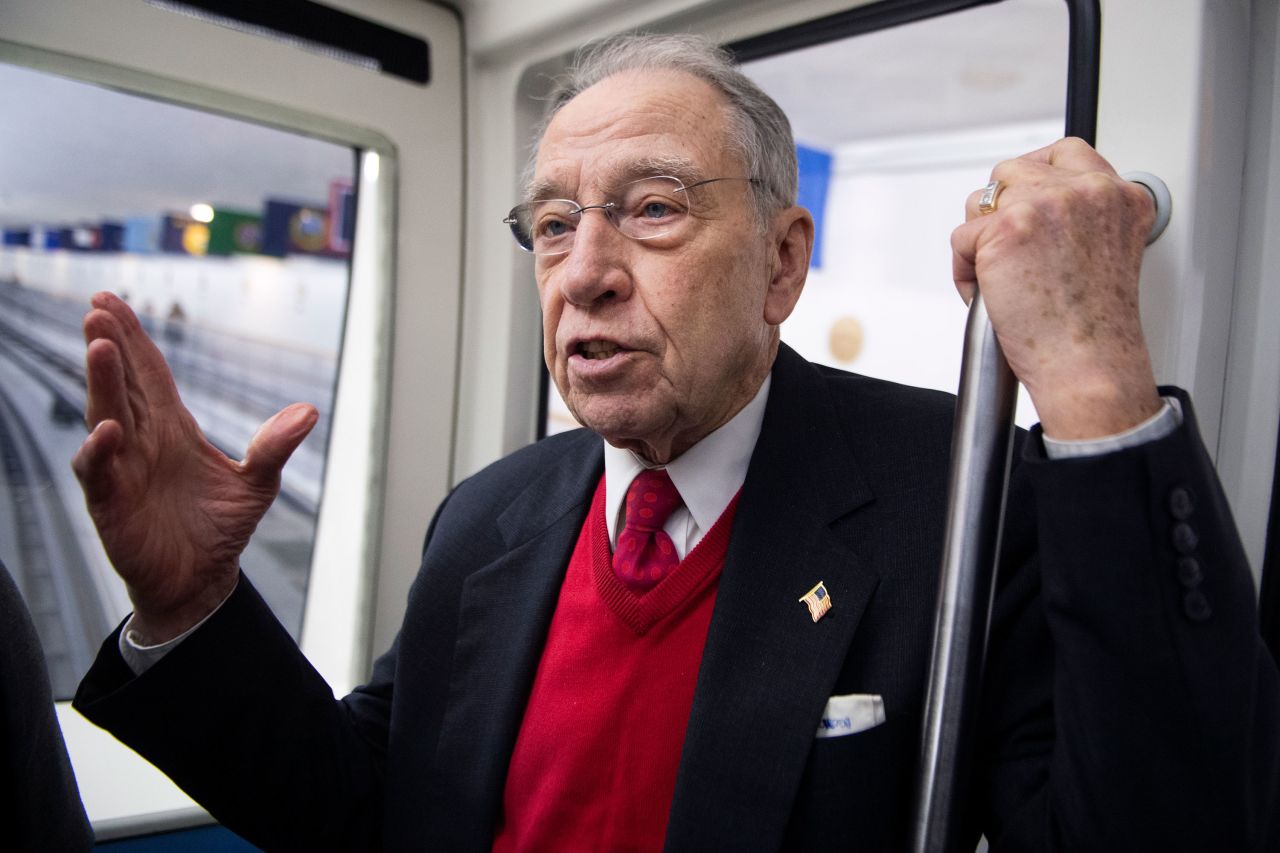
left=978, top=180, right=1002, bottom=215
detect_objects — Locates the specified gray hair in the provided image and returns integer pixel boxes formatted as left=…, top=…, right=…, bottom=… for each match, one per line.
left=530, top=32, right=798, bottom=224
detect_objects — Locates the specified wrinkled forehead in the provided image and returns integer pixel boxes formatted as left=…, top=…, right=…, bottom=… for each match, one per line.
left=525, top=69, right=738, bottom=203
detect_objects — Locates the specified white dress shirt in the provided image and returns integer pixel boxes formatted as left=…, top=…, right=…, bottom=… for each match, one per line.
left=604, top=375, right=771, bottom=560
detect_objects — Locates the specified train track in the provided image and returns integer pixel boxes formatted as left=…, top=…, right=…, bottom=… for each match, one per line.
left=0, top=286, right=324, bottom=514
left=0, top=282, right=335, bottom=443
left=0, top=380, right=109, bottom=698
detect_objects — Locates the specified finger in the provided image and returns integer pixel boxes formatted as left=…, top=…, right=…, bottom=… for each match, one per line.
left=84, top=307, right=145, bottom=431
left=950, top=218, right=982, bottom=304
left=87, top=292, right=184, bottom=411
left=971, top=137, right=1115, bottom=201
left=963, top=186, right=986, bottom=222
left=84, top=337, right=135, bottom=436
left=1011, top=136, right=1107, bottom=170
left=968, top=161, right=1046, bottom=221
left=963, top=179, right=1018, bottom=222
left=1005, top=138, right=1061, bottom=167
left=985, top=160, right=1054, bottom=201
left=1001, top=138, right=1119, bottom=181
left=241, top=404, right=319, bottom=487
left=979, top=140, right=1111, bottom=209
left=71, top=419, right=124, bottom=506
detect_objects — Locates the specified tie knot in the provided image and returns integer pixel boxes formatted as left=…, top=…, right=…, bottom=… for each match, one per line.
left=623, top=469, right=683, bottom=533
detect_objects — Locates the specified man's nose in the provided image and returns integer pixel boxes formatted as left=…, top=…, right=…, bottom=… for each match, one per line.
left=556, top=210, right=633, bottom=306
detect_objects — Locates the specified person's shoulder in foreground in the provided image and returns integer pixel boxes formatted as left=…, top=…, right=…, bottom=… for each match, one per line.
left=0, top=560, right=94, bottom=852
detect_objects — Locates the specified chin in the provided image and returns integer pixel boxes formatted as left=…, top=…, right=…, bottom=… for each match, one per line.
left=569, top=400, right=661, bottom=445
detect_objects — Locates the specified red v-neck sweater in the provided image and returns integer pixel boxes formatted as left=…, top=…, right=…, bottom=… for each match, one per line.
left=493, top=475, right=741, bottom=852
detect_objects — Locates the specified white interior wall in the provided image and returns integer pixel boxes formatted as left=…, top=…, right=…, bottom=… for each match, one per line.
left=781, top=121, right=1061, bottom=428
left=1095, top=0, right=1249, bottom=451
left=1219, top=0, right=1280, bottom=575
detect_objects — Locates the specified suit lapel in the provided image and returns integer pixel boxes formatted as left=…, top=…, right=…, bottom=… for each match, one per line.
left=666, top=347, right=880, bottom=852
left=425, top=433, right=603, bottom=850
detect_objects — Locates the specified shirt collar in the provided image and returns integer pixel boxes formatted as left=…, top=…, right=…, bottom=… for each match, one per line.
left=603, top=374, right=771, bottom=542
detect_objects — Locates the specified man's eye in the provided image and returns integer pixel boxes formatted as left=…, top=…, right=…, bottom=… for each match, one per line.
left=641, top=200, right=674, bottom=219
left=537, top=217, right=572, bottom=238
left=630, top=194, right=686, bottom=221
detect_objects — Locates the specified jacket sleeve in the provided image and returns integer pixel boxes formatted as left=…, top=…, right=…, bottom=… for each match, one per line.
left=979, top=388, right=1280, bottom=851
left=73, top=572, right=395, bottom=852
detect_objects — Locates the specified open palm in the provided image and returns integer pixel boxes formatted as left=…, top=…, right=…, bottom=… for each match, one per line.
left=72, top=292, right=317, bottom=641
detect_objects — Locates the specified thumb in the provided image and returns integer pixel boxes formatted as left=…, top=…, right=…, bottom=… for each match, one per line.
left=242, top=403, right=318, bottom=485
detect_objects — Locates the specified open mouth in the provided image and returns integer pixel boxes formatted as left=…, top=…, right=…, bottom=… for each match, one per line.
left=577, top=340, right=621, bottom=360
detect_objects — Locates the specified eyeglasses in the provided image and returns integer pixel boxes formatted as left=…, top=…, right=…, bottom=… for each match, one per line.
left=503, top=175, right=758, bottom=256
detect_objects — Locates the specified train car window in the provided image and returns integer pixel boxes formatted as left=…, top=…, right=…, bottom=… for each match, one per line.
left=0, top=61, right=353, bottom=699
left=0, top=37, right=410, bottom=844
left=541, top=0, right=1068, bottom=437
left=4, top=0, right=462, bottom=839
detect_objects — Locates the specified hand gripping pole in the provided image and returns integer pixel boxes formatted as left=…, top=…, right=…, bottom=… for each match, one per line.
left=908, top=171, right=1171, bottom=852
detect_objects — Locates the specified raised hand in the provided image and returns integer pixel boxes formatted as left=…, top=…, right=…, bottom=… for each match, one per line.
left=71, top=292, right=317, bottom=643
left=950, top=137, right=1163, bottom=440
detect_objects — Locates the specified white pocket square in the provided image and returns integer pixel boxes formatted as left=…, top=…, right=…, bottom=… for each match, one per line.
left=815, top=693, right=886, bottom=739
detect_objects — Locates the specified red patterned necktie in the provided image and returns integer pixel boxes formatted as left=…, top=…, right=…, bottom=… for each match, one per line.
left=613, top=469, right=684, bottom=593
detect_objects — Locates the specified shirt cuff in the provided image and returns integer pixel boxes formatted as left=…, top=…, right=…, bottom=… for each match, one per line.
left=117, top=581, right=238, bottom=676
left=1042, top=396, right=1183, bottom=460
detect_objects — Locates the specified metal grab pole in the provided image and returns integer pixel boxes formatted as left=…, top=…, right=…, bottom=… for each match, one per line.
left=909, top=293, right=1018, bottom=853
left=907, top=169, right=1171, bottom=852
left=908, top=5, right=1102, bottom=847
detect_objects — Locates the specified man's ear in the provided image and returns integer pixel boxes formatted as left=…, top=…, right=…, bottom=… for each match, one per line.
left=764, top=206, right=814, bottom=325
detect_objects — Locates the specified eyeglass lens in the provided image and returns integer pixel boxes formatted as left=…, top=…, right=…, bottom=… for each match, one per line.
left=507, top=176, right=695, bottom=256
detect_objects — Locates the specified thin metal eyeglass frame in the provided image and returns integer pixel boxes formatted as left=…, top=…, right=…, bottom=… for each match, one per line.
left=503, top=175, right=759, bottom=255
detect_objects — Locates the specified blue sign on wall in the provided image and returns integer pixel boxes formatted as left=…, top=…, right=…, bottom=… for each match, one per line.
left=124, top=216, right=163, bottom=254
left=796, top=144, right=833, bottom=270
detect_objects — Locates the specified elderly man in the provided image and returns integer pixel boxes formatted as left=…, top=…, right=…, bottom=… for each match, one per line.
left=73, top=33, right=1276, bottom=851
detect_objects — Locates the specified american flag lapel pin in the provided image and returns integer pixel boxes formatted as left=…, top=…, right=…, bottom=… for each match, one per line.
left=799, top=581, right=832, bottom=623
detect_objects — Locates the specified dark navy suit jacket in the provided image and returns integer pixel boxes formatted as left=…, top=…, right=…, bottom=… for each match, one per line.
left=2, top=560, right=93, bottom=851
left=75, top=345, right=1280, bottom=851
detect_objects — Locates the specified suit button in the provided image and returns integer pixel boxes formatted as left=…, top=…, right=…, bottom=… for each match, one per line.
left=1176, top=557, right=1203, bottom=588
left=1168, top=486, right=1195, bottom=520
left=1184, top=590, right=1212, bottom=621
left=1172, top=523, right=1199, bottom=555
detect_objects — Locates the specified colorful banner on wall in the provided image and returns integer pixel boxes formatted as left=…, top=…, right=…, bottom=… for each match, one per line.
left=161, top=215, right=209, bottom=256
left=58, top=227, right=82, bottom=250
left=99, top=222, right=124, bottom=252
left=796, top=144, right=833, bottom=270
left=261, top=199, right=333, bottom=258
left=63, top=225, right=117, bottom=251
left=206, top=209, right=263, bottom=256
left=34, top=226, right=60, bottom=250
left=124, top=216, right=163, bottom=254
